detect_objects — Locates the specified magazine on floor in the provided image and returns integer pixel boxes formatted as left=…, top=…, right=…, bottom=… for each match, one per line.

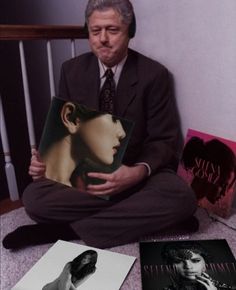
left=38, top=97, right=134, bottom=191
left=139, top=239, right=236, bottom=290
left=177, top=128, right=236, bottom=218
left=12, top=240, right=136, bottom=290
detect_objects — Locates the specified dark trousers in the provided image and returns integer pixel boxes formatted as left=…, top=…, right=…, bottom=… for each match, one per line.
left=22, top=170, right=197, bottom=248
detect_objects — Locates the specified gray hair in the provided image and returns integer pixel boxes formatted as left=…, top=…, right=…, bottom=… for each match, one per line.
left=85, top=0, right=134, bottom=25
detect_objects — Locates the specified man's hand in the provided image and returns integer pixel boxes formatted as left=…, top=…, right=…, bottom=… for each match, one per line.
left=86, top=164, right=148, bottom=196
left=28, top=149, right=46, bottom=180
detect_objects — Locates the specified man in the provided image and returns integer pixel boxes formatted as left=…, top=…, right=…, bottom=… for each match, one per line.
left=3, top=0, right=197, bottom=250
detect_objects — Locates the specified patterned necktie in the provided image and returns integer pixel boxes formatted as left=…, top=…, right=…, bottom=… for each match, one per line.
left=99, top=68, right=115, bottom=114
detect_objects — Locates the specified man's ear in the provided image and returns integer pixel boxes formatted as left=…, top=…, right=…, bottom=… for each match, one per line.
left=61, top=102, right=80, bottom=134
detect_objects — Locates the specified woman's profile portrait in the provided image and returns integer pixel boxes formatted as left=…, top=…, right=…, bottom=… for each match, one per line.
left=180, top=136, right=236, bottom=204
left=161, top=241, right=235, bottom=290
left=42, top=249, right=98, bottom=290
left=39, top=97, right=133, bottom=188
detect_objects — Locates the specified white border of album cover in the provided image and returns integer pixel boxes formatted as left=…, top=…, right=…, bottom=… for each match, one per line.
left=12, top=240, right=136, bottom=290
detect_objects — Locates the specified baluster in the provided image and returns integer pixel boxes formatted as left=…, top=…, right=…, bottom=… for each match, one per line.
left=71, top=39, right=76, bottom=58
left=0, top=95, right=19, bottom=200
left=46, top=40, right=56, bottom=99
left=19, top=41, right=36, bottom=153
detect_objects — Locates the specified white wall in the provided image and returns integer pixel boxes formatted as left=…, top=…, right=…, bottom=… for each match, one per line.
left=5, top=0, right=236, bottom=140
left=130, top=0, right=236, bottom=141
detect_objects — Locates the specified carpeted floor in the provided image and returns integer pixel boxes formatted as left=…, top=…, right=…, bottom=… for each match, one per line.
left=1, top=207, right=236, bottom=290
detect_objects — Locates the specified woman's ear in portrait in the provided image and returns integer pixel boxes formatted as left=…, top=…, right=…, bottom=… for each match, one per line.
left=61, top=102, right=80, bottom=134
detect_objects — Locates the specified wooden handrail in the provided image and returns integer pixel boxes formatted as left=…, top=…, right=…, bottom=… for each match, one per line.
left=0, top=25, right=88, bottom=40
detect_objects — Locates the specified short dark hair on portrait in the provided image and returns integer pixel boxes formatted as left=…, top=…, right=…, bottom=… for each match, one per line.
left=39, top=97, right=105, bottom=156
left=161, top=241, right=211, bottom=265
left=69, top=101, right=104, bottom=123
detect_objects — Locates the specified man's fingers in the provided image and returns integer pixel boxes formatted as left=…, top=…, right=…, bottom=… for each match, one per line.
left=87, top=172, right=113, bottom=181
left=31, top=148, right=37, bottom=156
left=86, top=182, right=111, bottom=191
left=87, top=189, right=114, bottom=196
left=29, top=165, right=45, bottom=173
left=86, top=185, right=115, bottom=195
left=31, top=149, right=43, bottom=162
left=86, top=181, right=117, bottom=195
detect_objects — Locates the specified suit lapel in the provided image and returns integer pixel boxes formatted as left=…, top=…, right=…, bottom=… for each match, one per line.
left=79, top=55, right=100, bottom=111
left=80, top=51, right=138, bottom=115
left=115, top=50, right=138, bottom=116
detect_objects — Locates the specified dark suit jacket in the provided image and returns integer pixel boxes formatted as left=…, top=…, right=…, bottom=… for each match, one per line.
left=59, top=49, right=182, bottom=174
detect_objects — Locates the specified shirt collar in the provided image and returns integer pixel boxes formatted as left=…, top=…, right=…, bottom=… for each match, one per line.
left=98, top=55, right=128, bottom=80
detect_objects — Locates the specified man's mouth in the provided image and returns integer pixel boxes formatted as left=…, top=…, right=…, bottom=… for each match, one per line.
left=99, top=46, right=112, bottom=51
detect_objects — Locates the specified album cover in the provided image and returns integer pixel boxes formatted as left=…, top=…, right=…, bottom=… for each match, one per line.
left=12, top=240, right=136, bottom=290
left=39, top=97, right=134, bottom=190
left=177, top=129, right=236, bottom=218
left=140, top=239, right=236, bottom=290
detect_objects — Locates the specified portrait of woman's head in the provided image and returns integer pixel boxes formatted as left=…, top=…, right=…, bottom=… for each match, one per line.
left=42, top=249, right=98, bottom=290
left=70, top=250, right=98, bottom=287
left=162, top=241, right=210, bottom=282
left=39, top=97, right=133, bottom=187
left=160, top=240, right=236, bottom=290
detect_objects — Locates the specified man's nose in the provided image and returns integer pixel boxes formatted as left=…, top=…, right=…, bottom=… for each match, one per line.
left=100, top=29, right=108, bottom=43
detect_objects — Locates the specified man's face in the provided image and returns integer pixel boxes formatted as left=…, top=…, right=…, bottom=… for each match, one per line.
left=87, top=8, right=130, bottom=67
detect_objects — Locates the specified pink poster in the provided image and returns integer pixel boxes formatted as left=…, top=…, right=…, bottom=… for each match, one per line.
left=178, top=129, right=236, bottom=218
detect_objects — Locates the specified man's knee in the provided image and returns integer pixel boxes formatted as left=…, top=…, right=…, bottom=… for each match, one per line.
left=169, top=174, right=197, bottom=216
left=22, top=181, right=50, bottom=222
left=150, top=171, right=197, bottom=218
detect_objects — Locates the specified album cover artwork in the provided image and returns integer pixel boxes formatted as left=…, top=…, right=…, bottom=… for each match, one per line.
left=140, top=239, right=236, bottom=290
left=39, top=97, right=134, bottom=190
left=12, top=240, right=136, bottom=290
left=177, top=129, right=236, bottom=218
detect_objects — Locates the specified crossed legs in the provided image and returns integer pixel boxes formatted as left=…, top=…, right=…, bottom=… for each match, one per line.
left=3, top=170, right=197, bottom=249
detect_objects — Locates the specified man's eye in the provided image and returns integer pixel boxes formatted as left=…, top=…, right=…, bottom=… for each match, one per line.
left=108, top=28, right=119, bottom=34
left=90, top=29, right=100, bottom=35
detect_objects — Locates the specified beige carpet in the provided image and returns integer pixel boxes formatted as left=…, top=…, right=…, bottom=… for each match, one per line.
left=1, top=207, right=236, bottom=290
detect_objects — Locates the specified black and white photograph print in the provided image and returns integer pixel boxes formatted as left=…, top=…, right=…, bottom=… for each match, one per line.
left=140, top=239, right=236, bottom=290
left=42, top=249, right=98, bottom=290
left=11, top=240, right=136, bottom=290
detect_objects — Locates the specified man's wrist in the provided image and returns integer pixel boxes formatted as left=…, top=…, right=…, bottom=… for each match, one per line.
left=134, top=162, right=151, bottom=177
